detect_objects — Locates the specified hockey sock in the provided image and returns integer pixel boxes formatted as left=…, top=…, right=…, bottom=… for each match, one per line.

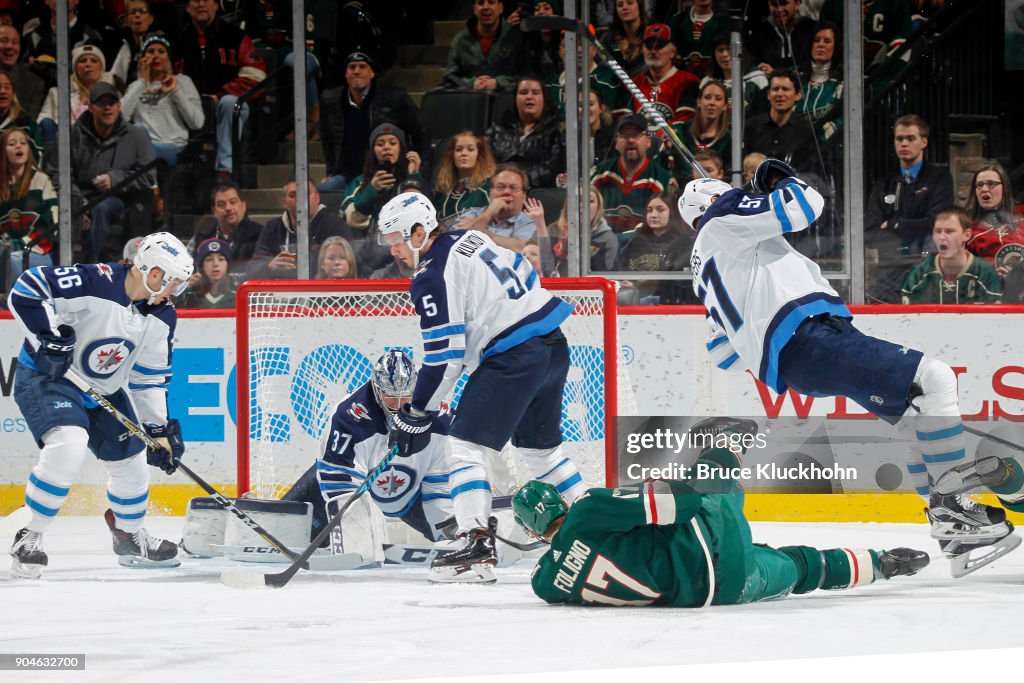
left=779, top=545, right=877, bottom=592
left=517, top=445, right=586, bottom=503
left=448, top=438, right=493, bottom=533
left=911, top=358, right=967, bottom=486
left=102, top=452, right=150, bottom=533
left=24, top=426, right=91, bottom=532
left=903, top=443, right=930, bottom=501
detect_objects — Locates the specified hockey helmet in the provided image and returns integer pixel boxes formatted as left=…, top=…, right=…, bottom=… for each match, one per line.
left=512, top=480, right=568, bottom=540
left=134, top=231, right=194, bottom=301
left=678, top=178, right=733, bottom=231
left=378, top=192, right=438, bottom=246
left=371, top=350, right=417, bottom=416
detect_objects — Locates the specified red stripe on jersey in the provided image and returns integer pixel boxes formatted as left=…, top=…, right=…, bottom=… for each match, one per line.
left=646, top=483, right=658, bottom=524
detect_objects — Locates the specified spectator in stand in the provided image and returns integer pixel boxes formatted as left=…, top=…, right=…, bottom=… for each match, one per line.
left=588, top=89, right=616, bottom=166
left=249, top=177, right=354, bottom=280
left=0, top=25, right=46, bottom=119
left=442, top=0, right=525, bottom=92
left=513, top=0, right=562, bottom=79
left=38, top=44, right=114, bottom=145
left=546, top=185, right=619, bottom=274
left=667, top=0, right=730, bottom=78
left=615, top=190, right=692, bottom=304
left=62, top=82, right=156, bottom=262
left=632, top=24, right=700, bottom=123
left=742, top=70, right=817, bottom=174
left=865, top=114, right=954, bottom=258
left=821, top=0, right=911, bottom=82
left=434, top=130, right=496, bottom=220
left=340, top=123, right=423, bottom=232
left=705, top=32, right=768, bottom=118
left=486, top=74, right=564, bottom=189
left=319, top=50, right=428, bottom=193
left=120, top=33, right=204, bottom=167
left=964, top=162, right=1024, bottom=275
left=110, top=0, right=156, bottom=90
left=0, top=72, right=43, bottom=161
left=22, top=0, right=105, bottom=89
left=188, top=181, right=263, bottom=282
left=0, top=127, right=57, bottom=286
left=900, top=206, right=1001, bottom=304
left=457, top=163, right=537, bottom=251
left=544, top=35, right=622, bottom=120
left=174, top=0, right=266, bottom=176
left=179, top=237, right=236, bottom=309
left=591, top=112, right=675, bottom=234
left=603, top=0, right=649, bottom=77
left=795, top=22, right=843, bottom=142
left=691, top=149, right=725, bottom=180
left=316, top=235, right=358, bottom=279
left=667, top=79, right=730, bottom=180
left=748, top=0, right=816, bottom=76
left=742, top=151, right=765, bottom=189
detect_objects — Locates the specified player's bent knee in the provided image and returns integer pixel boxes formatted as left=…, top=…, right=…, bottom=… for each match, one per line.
left=36, top=425, right=91, bottom=483
left=912, top=357, right=959, bottom=416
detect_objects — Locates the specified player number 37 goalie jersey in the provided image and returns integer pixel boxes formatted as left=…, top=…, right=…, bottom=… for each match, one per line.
left=409, top=229, right=573, bottom=412
left=690, top=178, right=851, bottom=393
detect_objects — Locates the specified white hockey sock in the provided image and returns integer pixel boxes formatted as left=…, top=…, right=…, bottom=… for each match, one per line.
left=25, top=426, right=91, bottom=532
left=447, top=437, right=493, bottom=533
left=102, top=451, right=150, bottom=533
left=518, top=446, right=587, bottom=503
left=911, top=358, right=967, bottom=486
left=904, top=443, right=930, bottom=501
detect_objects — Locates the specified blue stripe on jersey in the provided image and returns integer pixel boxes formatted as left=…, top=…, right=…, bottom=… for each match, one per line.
left=421, top=492, right=453, bottom=501
left=788, top=183, right=816, bottom=224
left=422, top=324, right=466, bottom=341
left=524, top=269, right=538, bottom=290
left=718, top=352, right=739, bottom=370
left=916, top=424, right=964, bottom=441
left=513, top=253, right=523, bottom=270
left=771, top=189, right=793, bottom=233
left=12, top=279, right=46, bottom=300
left=423, top=473, right=451, bottom=483
left=481, top=298, right=573, bottom=361
left=107, top=491, right=149, bottom=506
left=424, top=349, right=466, bottom=365
left=706, top=335, right=727, bottom=351
left=132, top=364, right=169, bottom=376
left=128, top=383, right=164, bottom=390
left=28, top=473, right=69, bottom=497
left=451, top=479, right=491, bottom=498
left=759, top=293, right=851, bottom=393
left=321, top=482, right=358, bottom=491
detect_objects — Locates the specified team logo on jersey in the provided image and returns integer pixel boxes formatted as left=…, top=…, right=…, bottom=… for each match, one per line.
left=81, top=337, right=136, bottom=379
left=347, top=402, right=371, bottom=422
left=412, top=258, right=432, bottom=279
left=996, top=243, right=1024, bottom=273
left=870, top=395, right=884, bottom=405
left=96, top=263, right=115, bottom=283
left=369, top=463, right=416, bottom=504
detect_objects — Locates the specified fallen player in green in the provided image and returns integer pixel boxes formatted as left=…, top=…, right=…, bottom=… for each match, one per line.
left=513, top=418, right=929, bottom=607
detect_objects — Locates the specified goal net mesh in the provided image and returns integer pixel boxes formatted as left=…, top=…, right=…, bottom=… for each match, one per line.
left=238, top=280, right=635, bottom=501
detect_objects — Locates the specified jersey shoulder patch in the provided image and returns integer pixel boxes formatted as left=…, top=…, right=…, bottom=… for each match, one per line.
left=334, top=384, right=388, bottom=440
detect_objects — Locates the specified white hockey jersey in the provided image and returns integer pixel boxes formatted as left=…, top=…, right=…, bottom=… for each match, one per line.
left=408, top=229, right=573, bottom=411
left=690, top=177, right=851, bottom=393
left=8, top=263, right=176, bottom=424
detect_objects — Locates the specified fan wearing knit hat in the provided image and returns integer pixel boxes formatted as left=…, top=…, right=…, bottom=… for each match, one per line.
left=38, top=44, right=116, bottom=144
left=340, top=122, right=425, bottom=231
left=179, top=237, right=235, bottom=309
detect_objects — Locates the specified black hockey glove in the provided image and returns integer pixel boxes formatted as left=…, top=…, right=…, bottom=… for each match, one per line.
left=752, top=158, right=798, bottom=194
left=35, top=325, right=76, bottom=380
left=390, top=404, right=434, bottom=457
left=145, top=419, right=184, bottom=475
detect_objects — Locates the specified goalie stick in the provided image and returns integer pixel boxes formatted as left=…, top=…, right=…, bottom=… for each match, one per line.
left=220, top=445, right=401, bottom=589
left=520, top=14, right=708, bottom=179
left=61, top=367, right=300, bottom=562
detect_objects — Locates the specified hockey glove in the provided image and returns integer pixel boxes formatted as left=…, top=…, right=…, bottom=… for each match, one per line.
left=390, top=404, right=434, bottom=457
left=35, top=325, right=76, bottom=380
left=145, top=419, right=184, bottom=475
left=752, top=158, right=797, bottom=194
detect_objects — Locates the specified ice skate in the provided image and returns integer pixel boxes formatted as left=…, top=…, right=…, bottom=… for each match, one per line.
left=104, top=509, right=180, bottom=568
left=876, top=547, right=930, bottom=578
left=926, top=494, right=1020, bottom=577
left=429, top=518, right=497, bottom=584
left=10, top=528, right=47, bottom=579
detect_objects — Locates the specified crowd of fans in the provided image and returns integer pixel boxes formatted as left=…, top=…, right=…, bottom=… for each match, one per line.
left=0, top=0, right=1017, bottom=310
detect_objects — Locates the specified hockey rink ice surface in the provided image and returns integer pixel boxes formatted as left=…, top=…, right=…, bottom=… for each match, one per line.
left=2, top=518, right=1022, bottom=681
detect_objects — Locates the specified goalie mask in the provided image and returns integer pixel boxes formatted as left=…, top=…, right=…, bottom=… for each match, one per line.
left=679, top=178, right=733, bottom=231
left=377, top=192, right=439, bottom=269
left=512, top=480, right=568, bottom=541
left=371, top=350, right=417, bottom=422
left=134, top=232, right=194, bottom=303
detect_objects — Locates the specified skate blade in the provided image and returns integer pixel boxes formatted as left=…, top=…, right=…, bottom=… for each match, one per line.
left=428, top=563, right=497, bottom=584
left=117, top=555, right=182, bottom=568
left=929, top=521, right=1011, bottom=542
left=10, top=559, right=43, bottom=579
left=949, top=534, right=1022, bottom=578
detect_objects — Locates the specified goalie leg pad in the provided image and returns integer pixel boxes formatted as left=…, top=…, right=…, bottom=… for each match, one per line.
left=24, top=425, right=90, bottom=532
left=329, top=493, right=386, bottom=568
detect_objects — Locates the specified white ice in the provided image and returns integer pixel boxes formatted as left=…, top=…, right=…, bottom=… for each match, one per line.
left=2, top=518, right=1022, bottom=682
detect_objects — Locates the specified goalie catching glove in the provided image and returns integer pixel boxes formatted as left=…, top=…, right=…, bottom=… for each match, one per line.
left=390, top=404, right=433, bottom=457
left=145, top=419, right=184, bottom=475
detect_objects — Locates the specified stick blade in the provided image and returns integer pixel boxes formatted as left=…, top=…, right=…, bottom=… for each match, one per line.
left=220, top=568, right=273, bottom=589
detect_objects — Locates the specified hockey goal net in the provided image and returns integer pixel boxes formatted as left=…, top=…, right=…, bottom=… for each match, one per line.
left=235, top=278, right=634, bottom=500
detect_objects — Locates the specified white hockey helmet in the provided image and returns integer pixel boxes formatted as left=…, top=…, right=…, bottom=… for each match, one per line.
left=679, top=178, right=733, bottom=231
left=371, top=350, right=417, bottom=419
left=134, top=231, right=194, bottom=301
left=377, top=192, right=439, bottom=267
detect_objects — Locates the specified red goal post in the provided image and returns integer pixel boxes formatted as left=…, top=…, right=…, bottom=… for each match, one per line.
left=235, top=278, right=632, bottom=500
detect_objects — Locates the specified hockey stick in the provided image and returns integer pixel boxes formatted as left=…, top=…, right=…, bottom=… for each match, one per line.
left=221, top=445, right=401, bottom=589
left=520, top=14, right=709, bottom=179
left=60, top=367, right=300, bottom=562
left=963, top=424, right=1024, bottom=456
